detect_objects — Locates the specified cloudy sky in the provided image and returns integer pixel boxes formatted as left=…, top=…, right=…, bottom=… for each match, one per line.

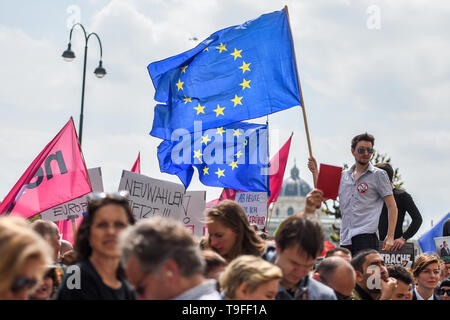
left=1, top=0, right=449, bottom=238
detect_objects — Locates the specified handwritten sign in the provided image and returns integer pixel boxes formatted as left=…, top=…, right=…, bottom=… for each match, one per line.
left=235, top=192, right=267, bottom=230
left=181, top=191, right=206, bottom=238
left=41, top=167, right=104, bottom=222
left=118, top=170, right=185, bottom=221
left=378, top=241, right=415, bottom=268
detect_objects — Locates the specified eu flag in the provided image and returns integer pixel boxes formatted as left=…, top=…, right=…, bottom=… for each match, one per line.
left=148, top=9, right=301, bottom=140
left=157, top=121, right=269, bottom=192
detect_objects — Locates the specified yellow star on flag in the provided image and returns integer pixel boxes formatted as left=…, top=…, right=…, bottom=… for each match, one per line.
left=203, top=47, right=209, bottom=52
left=235, top=151, right=243, bottom=158
left=231, top=94, right=243, bottom=107
left=239, top=61, right=251, bottom=73
left=203, top=166, right=209, bottom=175
left=216, top=127, right=225, bottom=136
left=183, top=96, right=192, bottom=104
left=229, top=161, right=239, bottom=170
left=216, top=43, right=227, bottom=53
left=181, top=65, right=188, bottom=73
left=239, top=78, right=251, bottom=90
left=201, top=135, right=211, bottom=145
left=215, top=168, right=225, bottom=178
left=233, top=129, right=242, bottom=138
left=193, top=149, right=203, bottom=163
left=213, top=104, right=225, bottom=117
left=176, top=78, right=184, bottom=91
left=230, top=48, right=242, bottom=60
left=194, top=103, right=206, bottom=115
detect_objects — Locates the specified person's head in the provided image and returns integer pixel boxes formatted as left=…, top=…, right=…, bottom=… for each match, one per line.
left=445, top=260, right=450, bottom=278
left=219, top=255, right=282, bottom=300
left=274, top=214, right=325, bottom=286
left=60, top=250, right=77, bottom=266
left=375, top=163, right=394, bottom=183
left=205, top=200, right=265, bottom=261
left=202, top=250, right=228, bottom=281
left=387, top=265, right=413, bottom=300
left=313, top=256, right=355, bottom=300
left=412, top=254, right=440, bottom=291
left=351, top=133, right=375, bottom=166
left=444, top=241, right=448, bottom=248
left=324, top=247, right=352, bottom=263
left=120, top=216, right=206, bottom=300
left=30, top=220, right=60, bottom=261
left=29, top=266, right=64, bottom=300
left=59, top=239, right=73, bottom=257
left=351, top=249, right=388, bottom=294
left=438, top=278, right=450, bottom=300
left=0, top=217, right=52, bottom=300
left=74, top=191, right=135, bottom=261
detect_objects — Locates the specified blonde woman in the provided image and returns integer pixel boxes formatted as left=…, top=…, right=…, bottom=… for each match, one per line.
left=219, top=255, right=282, bottom=300
left=0, top=217, right=52, bottom=300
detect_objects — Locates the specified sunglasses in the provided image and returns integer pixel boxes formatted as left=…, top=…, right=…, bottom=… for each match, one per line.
left=334, top=290, right=353, bottom=300
left=11, top=276, right=38, bottom=293
left=87, top=190, right=129, bottom=202
left=357, top=147, right=374, bottom=154
left=439, top=288, right=450, bottom=296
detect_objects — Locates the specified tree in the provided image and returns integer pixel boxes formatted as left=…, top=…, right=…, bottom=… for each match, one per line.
left=323, top=151, right=404, bottom=244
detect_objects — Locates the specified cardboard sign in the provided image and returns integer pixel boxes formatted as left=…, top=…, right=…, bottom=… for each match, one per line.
left=235, top=192, right=267, bottom=230
left=118, top=170, right=185, bottom=221
left=40, top=167, right=103, bottom=222
left=434, top=236, right=450, bottom=259
left=317, top=164, right=342, bottom=200
left=378, top=241, right=415, bottom=268
left=181, top=191, right=206, bottom=238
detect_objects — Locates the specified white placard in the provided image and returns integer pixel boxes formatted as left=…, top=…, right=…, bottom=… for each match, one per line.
left=118, top=170, right=185, bottom=221
left=235, top=192, right=267, bottom=230
left=181, top=191, right=206, bottom=238
left=40, top=167, right=103, bottom=222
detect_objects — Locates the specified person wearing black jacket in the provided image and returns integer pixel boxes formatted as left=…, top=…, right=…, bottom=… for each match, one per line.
left=376, top=163, right=422, bottom=251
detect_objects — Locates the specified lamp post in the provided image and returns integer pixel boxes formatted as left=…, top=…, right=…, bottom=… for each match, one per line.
left=62, top=23, right=106, bottom=146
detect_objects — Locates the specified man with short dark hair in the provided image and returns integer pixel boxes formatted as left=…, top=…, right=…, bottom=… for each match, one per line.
left=264, top=214, right=336, bottom=300
left=387, top=265, right=413, bottom=300
left=441, top=241, right=450, bottom=257
left=351, top=249, right=397, bottom=300
left=376, top=162, right=422, bottom=251
left=309, top=133, right=398, bottom=256
left=324, top=247, right=352, bottom=263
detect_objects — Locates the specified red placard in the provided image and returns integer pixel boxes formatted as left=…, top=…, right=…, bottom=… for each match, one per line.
left=317, top=164, right=342, bottom=200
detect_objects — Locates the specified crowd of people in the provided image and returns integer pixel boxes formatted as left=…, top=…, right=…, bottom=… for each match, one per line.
left=0, top=132, right=449, bottom=301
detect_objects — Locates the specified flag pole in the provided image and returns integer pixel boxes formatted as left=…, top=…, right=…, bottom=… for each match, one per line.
left=284, top=6, right=313, bottom=159
left=264, top=115, right=270, bottom=234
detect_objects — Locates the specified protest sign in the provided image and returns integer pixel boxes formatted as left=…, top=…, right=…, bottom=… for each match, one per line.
left=378, top=241, right=415, bottom=268
left=317, top=164, right=342, bottom=200
left=235, top=192, right=267, bottom=230
left=434, top=236, right=450, bottom=259
left=41, top=167, right=103, bottom=222
left=118, top=170, right=185, bottom=221
left=181, top=191, right=206, bottom=238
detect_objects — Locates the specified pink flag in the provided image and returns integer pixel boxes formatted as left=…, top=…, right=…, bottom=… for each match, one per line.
left=0, top=118, right=92, bottom=219
left=267, top=133, right=293, bottom=207
left=131, top=152, right=141, bottom=174
left=57, top=216, right=84, bottom=245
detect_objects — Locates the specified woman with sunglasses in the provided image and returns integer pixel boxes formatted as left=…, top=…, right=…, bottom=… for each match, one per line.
left=0, top=217, right=52, bottom=300
left=57, top=191, right=136, bottom=300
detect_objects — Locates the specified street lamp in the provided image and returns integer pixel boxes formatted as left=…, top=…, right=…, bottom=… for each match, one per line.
left=62, top=23, right=106, bottom=146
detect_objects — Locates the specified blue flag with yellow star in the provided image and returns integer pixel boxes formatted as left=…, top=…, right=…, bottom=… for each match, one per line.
left=148, top=9, right=300, bottom=140
left=157, top=122, right=269, bottom=192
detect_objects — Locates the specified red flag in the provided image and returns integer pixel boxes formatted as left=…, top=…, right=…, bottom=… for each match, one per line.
left=267, top=133, right=292, bottom=207
left=209, top=134, right=292, bottom=208
left=0, top=118, right=92, bottom=219
left=57, top=216, right=84, bottom=245
left=131, top=152, right=141, bottom=174
left=318, top=240, right=336, bottom=258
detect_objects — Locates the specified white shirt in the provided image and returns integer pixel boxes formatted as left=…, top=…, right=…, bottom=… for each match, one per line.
left=414, top=287, right=434, bottom=300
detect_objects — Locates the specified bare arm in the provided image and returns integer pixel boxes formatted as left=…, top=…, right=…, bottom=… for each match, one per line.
left=307, top=157, right=319, bottom=188
left=382, top=194, right=398, bottom=251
